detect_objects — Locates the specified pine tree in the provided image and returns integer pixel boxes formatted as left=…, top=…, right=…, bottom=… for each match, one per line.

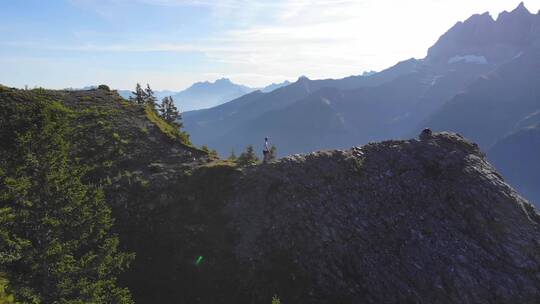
left=236, top=145, right=259, bottom=167
left=129, top=83, right=145, bottom=105
left=159, top=96, right=181, bottom=124
left=144, top=84, right=157, bottom=108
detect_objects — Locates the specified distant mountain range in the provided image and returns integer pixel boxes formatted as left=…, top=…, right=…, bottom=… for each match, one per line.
left=118, top=79, right=291, bottom=111
left=183, top=2, right=540, bottom=206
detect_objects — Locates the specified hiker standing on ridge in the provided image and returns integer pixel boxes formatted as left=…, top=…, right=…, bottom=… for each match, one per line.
left=263, top=137, right=270, bottom=163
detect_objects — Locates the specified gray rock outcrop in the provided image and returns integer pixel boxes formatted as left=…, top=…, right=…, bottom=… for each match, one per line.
left=223, top=132, right=540, bottom=303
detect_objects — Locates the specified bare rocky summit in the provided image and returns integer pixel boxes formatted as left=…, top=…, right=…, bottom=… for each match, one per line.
left=222, top=132, right=540, bottom=303
left=94, top=115, right=540, bottom=303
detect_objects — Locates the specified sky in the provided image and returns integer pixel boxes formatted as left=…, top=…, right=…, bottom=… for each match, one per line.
left=0, top=0, right=538, bottom=90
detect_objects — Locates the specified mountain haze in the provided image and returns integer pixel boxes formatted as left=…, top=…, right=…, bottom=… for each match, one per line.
left=118, top=79, right=292, bottom=112
left=183, top=2, right=540, bottom=206
left=169, top=78, right=254, bottom=111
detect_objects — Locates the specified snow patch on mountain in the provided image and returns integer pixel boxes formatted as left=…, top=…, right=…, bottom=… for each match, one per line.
left=448, top=55, right=488, bottom=64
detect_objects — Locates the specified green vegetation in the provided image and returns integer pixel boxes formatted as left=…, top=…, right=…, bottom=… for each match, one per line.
left=269, top=145, right=278, bottom=162
left=231, top=144, right=278, bottom=166
left=145, top=104, right=191, bottom=145
left=272, top=295, right=281, bottom=304
left=201, top=145, right=219, bottom=159
left=159, top=96, right=181, bottom=124
left=200, top=159, right=238, bottom=169
left=0, top=86, right=224, bottom=303
left=128, top=83, right=145, bottom=105
left=127, top=83, right=194, bottom=146
left=128, top=83, right=157, bottom=108
left=0, top=88, right=134, bottom=303
left=97, top=84, right=111, bottom=91
left=237, top=145, right=259, bottom=167
left=0, top=276, right=17, bottom=304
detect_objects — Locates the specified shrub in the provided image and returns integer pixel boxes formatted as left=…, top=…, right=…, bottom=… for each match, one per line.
left=97, top=84, right=111, bottom=91
left=144, top=105, right=191, bottom=145
left=237, top=145, right=259, bottom=167
left=0, top=276, right=17, bottom=304
left=201, top=145, right=219, bottom=158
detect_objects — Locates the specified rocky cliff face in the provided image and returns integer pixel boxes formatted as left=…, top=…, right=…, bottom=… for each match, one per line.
left=215, top=132, right=540, bottom=303
left=115, top=129, right=540, bottom=303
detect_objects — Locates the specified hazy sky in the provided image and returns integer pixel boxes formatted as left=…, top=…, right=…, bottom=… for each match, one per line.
left=1, top=0, right=538, bottom=90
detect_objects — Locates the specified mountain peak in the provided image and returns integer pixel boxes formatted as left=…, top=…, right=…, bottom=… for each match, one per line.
left=515, top=1, right=527, bottom=12
left=497, top=1, right=532, bottom=20
left=215, top=78, right=232, bottom=84
left=297, top=75, right=310, bottom=82
left=466, top=11, right=494, bottom=24
left=260, top=80, right=292, bottom=93
left=426, top=3, right=538, bottom=63
left=191, top=78, right=234, bottom=87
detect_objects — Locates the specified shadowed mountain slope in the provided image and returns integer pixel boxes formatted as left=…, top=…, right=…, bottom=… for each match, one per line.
left=424, top=48, right=540, bottom=148
left=181, top=4, right=540, bottom=212
left=426, top=2, right=539, bottom=64
left=489, top=123, right=540, bottom=206
left=184, top=58, right=423, bottom=153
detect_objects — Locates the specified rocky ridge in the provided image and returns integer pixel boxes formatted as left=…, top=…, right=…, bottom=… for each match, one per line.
left=110, top=126, right=540, bottom=303
left=220, top=132, right=540, bottom=303
left=1, top=87, right=538, bottom=303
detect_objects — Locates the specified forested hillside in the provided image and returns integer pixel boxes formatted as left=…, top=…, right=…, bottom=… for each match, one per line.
left=0, top=86, right=208, bottom=303
left=0, top=87, right=135, bottom=303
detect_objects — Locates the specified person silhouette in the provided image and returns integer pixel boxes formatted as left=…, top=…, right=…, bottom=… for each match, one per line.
left=263, top=137, right=270, bottom=163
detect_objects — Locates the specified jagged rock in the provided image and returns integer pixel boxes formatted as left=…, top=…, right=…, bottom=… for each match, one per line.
left=214, top=132, right=539, bottom=303
left=117, top=132, right=539, bottom=304
left=419, top=128, right=433, bottom=140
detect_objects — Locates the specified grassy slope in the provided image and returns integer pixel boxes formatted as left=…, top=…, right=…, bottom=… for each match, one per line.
left=0, top=86, right=218, bottom=303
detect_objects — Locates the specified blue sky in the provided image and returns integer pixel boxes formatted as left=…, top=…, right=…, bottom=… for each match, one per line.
left=1, top=0, right=538, bottom=90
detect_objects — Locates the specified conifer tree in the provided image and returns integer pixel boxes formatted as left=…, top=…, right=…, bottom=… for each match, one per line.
left=159, top=96, right=181, bottom=124
left=129, top=83, right=145, bottom=105
left=236, top=145, right=259, bottom=167
left=144, top=84, right=157, bottom=108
